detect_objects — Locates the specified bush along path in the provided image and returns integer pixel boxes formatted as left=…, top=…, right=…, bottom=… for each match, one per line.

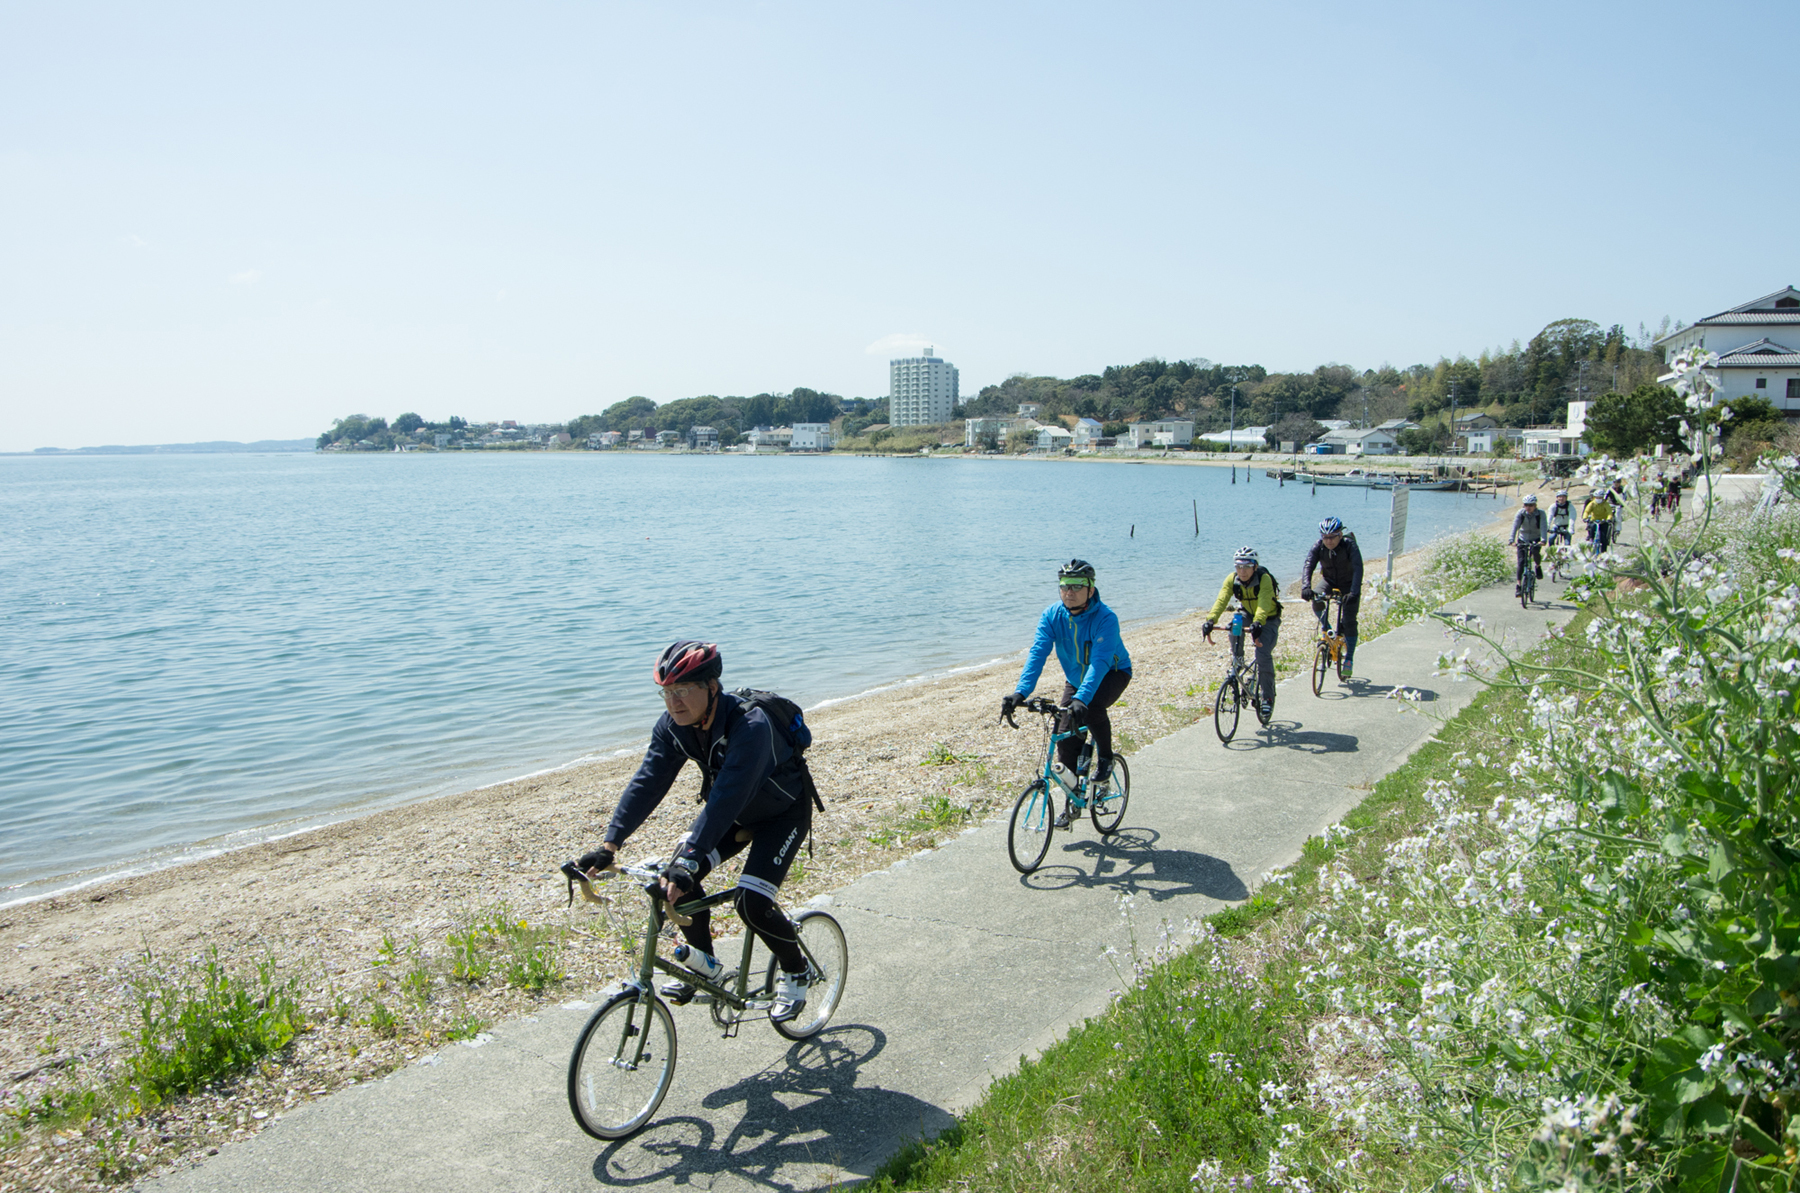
left=876, top=351, right=1800, bottom=1192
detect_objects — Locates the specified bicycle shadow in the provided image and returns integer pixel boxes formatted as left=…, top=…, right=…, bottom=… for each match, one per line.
left=1021, top=826, right=1250, bottom=902
left=1221, top=719, right=1362, bottom=754
left=589, top=1024, right=947, bottom=1189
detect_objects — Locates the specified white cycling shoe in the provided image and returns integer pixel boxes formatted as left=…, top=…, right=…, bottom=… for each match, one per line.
left=770, top=970, right=809, bottom=1024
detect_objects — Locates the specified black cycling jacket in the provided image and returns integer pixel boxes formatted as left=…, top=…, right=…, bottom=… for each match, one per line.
left=1300, top=533, right=1363, bottom=601
left=605, top=693, right=805, bottom=868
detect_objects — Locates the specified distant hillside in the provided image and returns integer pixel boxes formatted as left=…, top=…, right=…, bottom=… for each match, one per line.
left=31, top=439, right=316, bottom=455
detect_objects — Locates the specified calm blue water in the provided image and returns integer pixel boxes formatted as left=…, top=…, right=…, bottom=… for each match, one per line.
left=0, top=453, right=1501, bottom=900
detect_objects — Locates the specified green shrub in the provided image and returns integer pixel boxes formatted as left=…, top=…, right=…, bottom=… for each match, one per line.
left=128, top=949, right=305, bottom=1103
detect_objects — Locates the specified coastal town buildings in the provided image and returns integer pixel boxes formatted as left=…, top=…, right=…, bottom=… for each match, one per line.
left=1072, top=417, right=1104, bottom=447
left=1037, top=425, right=1074, bottom=452
left=1656, top=286, right=1800, bottom=413
left=889, top=347, right=959, bottom=426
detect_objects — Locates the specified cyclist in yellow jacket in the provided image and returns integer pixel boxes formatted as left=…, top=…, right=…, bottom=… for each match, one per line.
left=1583, top=490, right=1617, bottom=554
left=1202, top=546, right=1283, bottom=719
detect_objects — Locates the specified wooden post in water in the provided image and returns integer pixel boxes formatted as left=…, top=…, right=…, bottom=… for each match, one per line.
left=1231, top=465, right=1236, bottom=484
left=1193, top=499, right=1199, bottom=535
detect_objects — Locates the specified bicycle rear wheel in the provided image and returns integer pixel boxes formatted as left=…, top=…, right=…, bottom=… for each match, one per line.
left=1311, top=639, right=1329, bottom=696
left=764, top=910, right=848, bottom=1040
left=1521, top=569, right=1534, bottom=608
left=1007, top=779, right=1055, bottom=873
left=1089, top=756, right=1130, bottom=835
left=1214, top=678, right=1240, bottom=743
left=568, top=991, right=678, bottom=1141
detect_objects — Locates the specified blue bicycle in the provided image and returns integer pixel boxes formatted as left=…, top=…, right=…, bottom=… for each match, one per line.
left=1000, top=696, right=1132, bottom=873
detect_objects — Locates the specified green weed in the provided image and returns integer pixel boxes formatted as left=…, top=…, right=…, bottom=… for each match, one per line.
left=908, top=794, right=972, bottom=831
left=920, top=742, right=978, bottom=766
left=127, top=948, right=305, bottom=1104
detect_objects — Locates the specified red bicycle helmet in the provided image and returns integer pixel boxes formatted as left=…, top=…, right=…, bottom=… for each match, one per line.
left=653, top=640, right=722, bottom=686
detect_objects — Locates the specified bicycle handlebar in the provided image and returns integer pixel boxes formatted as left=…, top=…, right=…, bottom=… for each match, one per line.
left=559, top=857, right=696, bottom=925
left=1000, top=695, right=1076, bottom=730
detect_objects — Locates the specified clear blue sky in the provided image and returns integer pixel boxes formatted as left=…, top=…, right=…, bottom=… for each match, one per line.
left=3, top=1, right=1795, bottom=451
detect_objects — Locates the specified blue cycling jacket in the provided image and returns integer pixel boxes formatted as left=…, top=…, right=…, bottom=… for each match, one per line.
left=1014, top=597, right=1132, bottom=706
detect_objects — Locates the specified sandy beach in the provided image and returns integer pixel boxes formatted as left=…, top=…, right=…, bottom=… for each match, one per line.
left=0, top=487, right=1535, bottom=1192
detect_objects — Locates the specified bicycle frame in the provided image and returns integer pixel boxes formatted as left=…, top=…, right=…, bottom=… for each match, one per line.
left=566, top=861, right=818, bottom=1029
left=1313, top=591, right=1346, bottom=662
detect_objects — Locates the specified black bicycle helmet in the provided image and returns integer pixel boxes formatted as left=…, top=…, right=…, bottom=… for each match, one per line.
left=653, top=640, right=722, bottom=686
left=1057, top=559, right=1096, bottom=584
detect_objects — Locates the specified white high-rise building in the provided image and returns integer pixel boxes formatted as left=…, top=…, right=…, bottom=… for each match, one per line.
left=889, top=347, right=959, bottom=426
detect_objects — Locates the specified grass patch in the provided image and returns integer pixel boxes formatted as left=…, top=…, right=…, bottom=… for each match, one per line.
left=868, top=929, right=1301, bottom=1192
left=127, top=948, right=306, bottom=1105
left=920, top=742, right=979, bottom=766
left=446, top=905, right=566, bottom=992
left=907, top=793, right=973, bottom=832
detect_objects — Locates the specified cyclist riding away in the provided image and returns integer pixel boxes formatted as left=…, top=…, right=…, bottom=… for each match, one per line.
left=1203, top=546, right=1282, bottom=721
left=1548, top=491, right=1574, bottom=547
left=575, top=640, right=815, bottom=1023
left=1001, top=560, right=1132, bottom=829
left=1510, top=493, right=1547, bottom=595
left=1298, top=516, right=1363, bottom=679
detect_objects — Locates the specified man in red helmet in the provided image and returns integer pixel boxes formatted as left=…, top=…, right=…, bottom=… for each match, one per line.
left=576, top=640, right=814, bottom=1022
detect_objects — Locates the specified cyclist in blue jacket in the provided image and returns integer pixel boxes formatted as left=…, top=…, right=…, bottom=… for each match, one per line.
left=1000, top=560, right=1133, bottom=816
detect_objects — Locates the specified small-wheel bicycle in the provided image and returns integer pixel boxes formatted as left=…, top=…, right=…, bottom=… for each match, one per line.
left=558, top=858, right=848, bottom=1141
left=1547, top=531, right=1573, bottom=582
left=1000, top=696, right=1131, bottom=874
left=1213, top=610, right=1270, bottom=743
left=1309, top=589, right=1348, bottom=696
left=1515, top=541, right=1544, bottom=608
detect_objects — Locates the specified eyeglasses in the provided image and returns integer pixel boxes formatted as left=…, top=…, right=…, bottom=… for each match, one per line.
left=1059, top=582, right=1091, bottom=591
left=658, top=683, right=706, bottom=703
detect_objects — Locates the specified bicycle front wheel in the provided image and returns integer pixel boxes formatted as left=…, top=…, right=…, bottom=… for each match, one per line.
left=1089, top=756, right=1130, bottom=835
left=1311, top=639, right=1330, bottom=696
left=764, top=910, right=849, bottom=1041
left=1007, top=779, right=1055, bottom=873
left=1214, top=678, right=1241, bottom=743
left=568, top=990, right=678, bottom=1141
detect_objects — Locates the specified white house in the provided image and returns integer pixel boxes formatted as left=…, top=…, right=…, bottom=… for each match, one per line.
left=1657, top=287, right=1800, bottom=412
left=790, top=422, right=833, bottom=451
left=1072, top=417, right=1104, bottom=446
left=746, top=427, right=793, bottom=450
left=1017, top=402, right=1041, bottom=418
left=1128, top=419, right=1195, bottom=448
left=1521, top=403, right=1591, bottom=458
left=689, top=426, right=718, bottom=449
left=1037, top=425, right=1074, bottom=452
left=1459, top=427, right=1523, bottom=454
left=965, top=417, right=1006, bottom=449
left=655, top=430, right=681, bottom=448
left=1318, top=427, right=1399, bottom=456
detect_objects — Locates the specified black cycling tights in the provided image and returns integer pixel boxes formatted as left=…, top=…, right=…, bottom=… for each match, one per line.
left=1058, top=669, right=1132, bottom=772
left=677, top=803, right=809, bottom=973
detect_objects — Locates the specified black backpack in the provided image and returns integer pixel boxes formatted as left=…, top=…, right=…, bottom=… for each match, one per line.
left=693, top=689, right=825, bottom=812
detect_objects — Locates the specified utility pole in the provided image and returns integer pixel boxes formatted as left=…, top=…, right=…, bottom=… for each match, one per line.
left=1448, top=379, right=1458, bottom=460
left=1229, top=372, right=1240, bottom=483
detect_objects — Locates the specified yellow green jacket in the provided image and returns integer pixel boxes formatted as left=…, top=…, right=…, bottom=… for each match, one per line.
left=1207, top=567, right=1283, bottom=627
left=1582, top=496, right=1616, bottom=522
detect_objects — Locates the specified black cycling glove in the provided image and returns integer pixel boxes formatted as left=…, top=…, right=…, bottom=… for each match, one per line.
left=663, top=861, right=697, bottom=895
left=576, top=846, right=616, bottom=874
left=1000, top=692, right=1020, bottom=718
left=1067, top=699, right=1089, bottom=728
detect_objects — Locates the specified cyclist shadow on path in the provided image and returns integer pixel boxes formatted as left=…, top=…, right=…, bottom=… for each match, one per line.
left=1022, top=826, right=1250, bottom=903
left=1221, top=719, right=1361, bottom=754
left=1296, top=683, right=1438, bottom=705
left=589, top=1024, right=948, bottom=1190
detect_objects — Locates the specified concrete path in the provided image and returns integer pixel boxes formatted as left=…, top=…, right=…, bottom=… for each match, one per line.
left=145, top=580, right=1578, bottom=1193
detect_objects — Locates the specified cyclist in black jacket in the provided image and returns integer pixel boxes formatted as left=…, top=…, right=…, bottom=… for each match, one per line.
left=575, top=640, right=813, bottom=1022
left=1299, top=517, right=1364, bottom=678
